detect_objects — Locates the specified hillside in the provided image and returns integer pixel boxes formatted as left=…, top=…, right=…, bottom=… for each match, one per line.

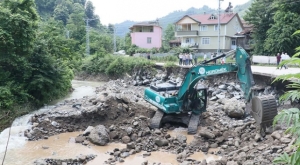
left=114, top=1, right=252, bottom=37
left=233, top=0, right=253, bottom=18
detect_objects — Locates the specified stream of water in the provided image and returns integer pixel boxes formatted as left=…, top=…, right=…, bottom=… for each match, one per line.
left=0, top=80, right=221, bottom=165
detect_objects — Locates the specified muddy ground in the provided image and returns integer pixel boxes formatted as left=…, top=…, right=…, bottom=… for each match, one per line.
left=29, top=68, right=299, bottom=165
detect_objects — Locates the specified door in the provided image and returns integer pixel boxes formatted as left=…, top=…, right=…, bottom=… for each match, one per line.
left=231, top=39, right=236, bottom=50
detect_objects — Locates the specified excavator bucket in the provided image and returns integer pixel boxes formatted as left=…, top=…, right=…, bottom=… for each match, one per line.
left=249, top=95, right=278, bottom=135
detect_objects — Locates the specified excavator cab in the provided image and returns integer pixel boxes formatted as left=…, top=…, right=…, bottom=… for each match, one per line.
left=186, top=84, right=207, bottom=115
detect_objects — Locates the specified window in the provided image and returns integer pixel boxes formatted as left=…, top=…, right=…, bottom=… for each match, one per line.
left=147, top=37, right=152, bottom=44
left=214, top=25, right=219, bottom=31
left=210, top=15, right=216, bottom=20
left=200, top=25, right=208, bottom=31
left=202, top=38, right=210, bottom=45
left=185, top=38, right=190, bottom=43
left=183, top=24, right=192, bottom=31
left=231, top=40, right=236, bottom=45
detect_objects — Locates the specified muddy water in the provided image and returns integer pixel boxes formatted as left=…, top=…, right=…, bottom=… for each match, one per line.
left=0, top=80, right=221, bottom=164
left=1, top=131, right=220, bottom=165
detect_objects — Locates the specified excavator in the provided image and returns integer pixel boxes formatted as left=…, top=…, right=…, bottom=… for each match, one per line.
left=144, top=46, right=278, bottom=135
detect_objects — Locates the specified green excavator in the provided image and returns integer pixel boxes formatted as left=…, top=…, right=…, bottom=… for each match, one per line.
left=144, top=46, right=278, bottom=134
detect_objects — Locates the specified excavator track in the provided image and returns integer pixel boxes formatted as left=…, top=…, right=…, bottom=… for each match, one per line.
left=187, top=113, right=200, bottom=134
left=250, top=95, right=278, bottom=134
left=150, top=110, right=165, bottom=129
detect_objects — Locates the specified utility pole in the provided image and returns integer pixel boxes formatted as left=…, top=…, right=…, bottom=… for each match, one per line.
left=85, top=18, right=97, bottom=56
left=218, top=0, right=224, bottom=55
left=114, top=26, right=116, bottom=52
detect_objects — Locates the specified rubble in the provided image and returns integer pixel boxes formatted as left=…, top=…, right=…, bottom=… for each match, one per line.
left=25, top=68, right=295, bottom=165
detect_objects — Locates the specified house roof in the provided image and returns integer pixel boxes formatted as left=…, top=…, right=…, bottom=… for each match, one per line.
left=176, top=13, right=239, bottom=25
left=235, top=20, right=253, bottom=35
left=129, top=21, right=162, bottom=29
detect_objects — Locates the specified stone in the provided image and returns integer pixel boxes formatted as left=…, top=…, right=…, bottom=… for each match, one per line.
left=127, top=142, right=135, bottom=149
left=130, top=133, right=138, bottom=141
left=120, top=152, right=130, bottom=158
left=210, top=143, right=218, bottom=148
left=133, top=121, right=139, bottom=126
left=255, top=133, right=262, bottom=142
left=154, top=138, right=169, bottom=147
left=122, top=136, right=131, bottom=144
left=126, top=127, right=133, bottom=135
left=199, top=130, right=215, bottom=139
left=154, top=129, right=162, bottom=135
left=210, top=96, right=218, bottom=101
left=83, top=126, right=94, bottom=136
left=34, top=159, right=47, bottom=165
left=176, top=135, right=187, bottom=143
left=142, top=160, right=148, bottom=165
left=109, top=131, right=119, bottom=139
left=223, top=99, right=245, bottom=118
left=226, top=161, right=238, bottom=165
left=143, top=152, right=151, bottom=157
left=51, top=121, right=59, bottom=127
left=78, top=155, right=86, bottom=162
left=75, top=136, right=85, bottom=143
left=216, top=94, right=226, bottom=99
left=42, top=146, right=49, bottom=149
left=88, top=125, right=110, bottom=146
left=271, top=131, right=281, bottom=140
left=280, top=137, right=292, bottom=144
left=218, top=84, right=227, bottom=90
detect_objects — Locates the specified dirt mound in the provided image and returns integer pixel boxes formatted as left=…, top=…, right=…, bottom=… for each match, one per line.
left=25, top=79, right=157, bottom=141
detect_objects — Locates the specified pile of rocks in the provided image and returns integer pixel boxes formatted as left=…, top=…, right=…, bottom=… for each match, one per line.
left=25, top=72, right=292, bottom=165
left=34, top=154, right=96, bottom=165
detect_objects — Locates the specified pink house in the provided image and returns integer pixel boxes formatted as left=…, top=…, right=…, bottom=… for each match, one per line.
left=130, top=21, right=162, bottom=49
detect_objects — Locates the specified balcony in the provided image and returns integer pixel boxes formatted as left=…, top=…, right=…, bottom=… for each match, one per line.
left=181, top=43, right=199, bottom=48
left=176, top=30, right=199, bottom=36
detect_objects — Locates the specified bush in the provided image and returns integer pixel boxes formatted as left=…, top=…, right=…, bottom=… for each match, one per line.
left=164, top=61, right=177, bottom=68
left=81, top=54, right=155, bottom=76
left=150, top=55, right=178, bottom=62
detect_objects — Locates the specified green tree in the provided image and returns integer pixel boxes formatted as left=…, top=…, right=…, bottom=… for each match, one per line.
left=84, top=1, right=99, bottom=28
left=0, top=0, right=38, bottom=108
left=35, top=0, right=56, bottom=17
left=273, top=30, right=300, bottom=165
left=163, top=24, right=175, bottom=49
left=264, top=1, right=300, bottom=55
left=53, top=4, right=69, bottom=25
left=164, top=24, right=175, bottom=42
left=244, top=0, right=274, bottom=54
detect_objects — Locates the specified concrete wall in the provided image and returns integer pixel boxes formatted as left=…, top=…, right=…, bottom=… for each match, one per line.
left=252, top=56, right=277, bottom=64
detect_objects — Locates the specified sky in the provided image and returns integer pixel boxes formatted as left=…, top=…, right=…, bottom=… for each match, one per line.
left=89, top=0, right=250, bottom=26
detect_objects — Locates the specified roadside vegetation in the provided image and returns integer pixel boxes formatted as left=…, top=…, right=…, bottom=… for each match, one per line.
left=272, top=30, right=300, bottom=164
left=81, top=53, right=155, bottom=76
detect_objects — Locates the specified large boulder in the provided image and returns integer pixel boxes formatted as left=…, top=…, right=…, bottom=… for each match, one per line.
left=222, top=98, right=245, bottom=118
left=88, top=125, right=110, bottom=146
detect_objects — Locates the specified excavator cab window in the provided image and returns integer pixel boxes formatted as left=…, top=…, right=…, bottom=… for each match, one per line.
left=197, top=89, right=207, bottom=112
left=189, top=88, right=207, bottom=113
